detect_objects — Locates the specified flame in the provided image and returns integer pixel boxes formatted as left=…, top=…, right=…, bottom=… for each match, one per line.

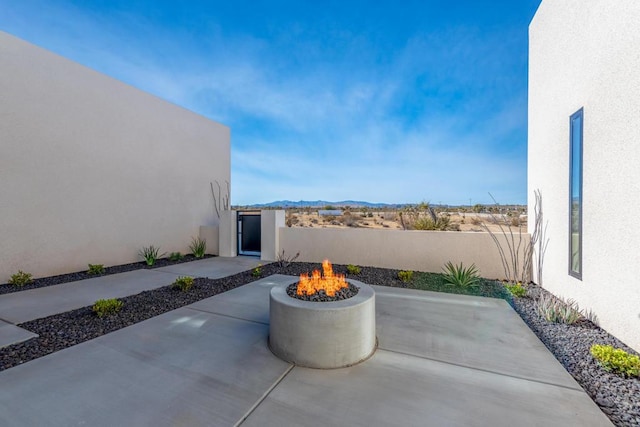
left=297, top=260, right=348, bottom=297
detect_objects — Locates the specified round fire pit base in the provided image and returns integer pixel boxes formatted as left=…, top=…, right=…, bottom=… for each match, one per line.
left=269, top=281, right=376, bottom=369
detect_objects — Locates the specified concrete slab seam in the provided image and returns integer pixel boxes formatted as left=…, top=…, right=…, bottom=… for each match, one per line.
left=185, top=307, right=269, bottom=326
left=377, top=347, right=583, bottom=392
left=234, top=364, right=294, bottom=427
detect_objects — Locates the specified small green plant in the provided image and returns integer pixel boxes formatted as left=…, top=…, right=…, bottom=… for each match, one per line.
left=169, top=252, right=184, bottom=262
left=252, top=264, right=262, bottom=277
left=189, top=237, right=207, bottom=258
left=504, top=282, right=527, bottom=298
left=346, top=264, right=361, bottom=275
left=535, top=293, right=583, bottom=324
left=398, top=270, right=413, bottom=283
left=590, top=344, right=640, bottom=377
left=87, top=264, right=105, bottom=275
left=92, top=298, right=123, bottom=318
left=171, top=276, right=194, bottom=292
left=139, top=245, right=165, bottom=266
left=8, top=270, right=33, bottom=287
left=442, top=262, right=480, bottom=287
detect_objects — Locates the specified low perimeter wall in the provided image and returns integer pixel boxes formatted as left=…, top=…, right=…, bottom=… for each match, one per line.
left=279, top=227, right=529, bottom=280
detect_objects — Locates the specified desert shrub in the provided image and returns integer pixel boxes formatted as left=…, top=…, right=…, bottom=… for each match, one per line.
left=139, top=245, right=165, bottom=266
left=277, top=250, right=300, bottom=267
left=504, top=282, right=527, bottom=298
left=471, top=217, right=482, bottom=226
left=8, top=270, right=33, bottom=287
left=252, top=264, right=262, bottom=277
left=189, top=237, right=207, bottom=258
left=535, top=294, right=583, bottom=324
left=442, top=262, right=480, bottom=287
left=172, top=276, right=194, bottom=292
left=511, top=217, right=521, bottom=227
left=343, top=215, right=359, bottom=227
left=169, top=252, right=184, bottom=262
left=590, top=344, right=640, bottom=377
left=398, top=270, right=413, bottom=283
left=87, top=264, right=105, bottom=275
left=311, top=219, right=318, bottom=224
left=347, top=264, right=361, bottom=275
left=413, top=216, right=450, bottom=231
left=383, top=212, right=397, bottom=221
left=92, top=298, right=123, bottom=318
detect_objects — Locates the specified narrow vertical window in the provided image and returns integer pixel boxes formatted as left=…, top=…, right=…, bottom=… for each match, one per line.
left=569, top=108, right=583, bottom=279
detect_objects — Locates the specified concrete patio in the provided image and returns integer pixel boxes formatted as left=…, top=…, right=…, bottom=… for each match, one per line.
left=0, top=268, right=611, bottom=426
left=0, top=256, right=261, bottom=348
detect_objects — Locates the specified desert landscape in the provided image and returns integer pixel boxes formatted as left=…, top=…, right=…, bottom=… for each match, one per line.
left=281, top=205, right=527, bottom=233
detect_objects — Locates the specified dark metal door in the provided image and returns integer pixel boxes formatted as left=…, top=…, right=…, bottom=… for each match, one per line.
left=237, top=211, right=261, bottom=256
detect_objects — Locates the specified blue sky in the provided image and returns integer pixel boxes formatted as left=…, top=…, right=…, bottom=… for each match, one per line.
left=0, top=0, right=541, bottom=206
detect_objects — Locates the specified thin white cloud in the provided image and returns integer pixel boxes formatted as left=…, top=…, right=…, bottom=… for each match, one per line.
left=0, top=1, right=528, bottom=205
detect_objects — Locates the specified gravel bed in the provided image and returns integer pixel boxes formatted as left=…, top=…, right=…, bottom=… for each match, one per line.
left=0, top=261, right=638, bottom=426
left=0, top=254, right=215, bottom=295
left=511, top=284, right=640, bottom=427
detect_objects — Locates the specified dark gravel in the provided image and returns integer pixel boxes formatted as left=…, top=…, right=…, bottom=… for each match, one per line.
left=0, top=254, right=215, bottom=295
left=510, top=284, right=640, bottom=427
left=286, top=282, right=359, bottom=301
left=0, top=261, right=638, bottom=426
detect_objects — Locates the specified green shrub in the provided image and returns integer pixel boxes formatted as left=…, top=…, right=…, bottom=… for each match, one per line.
left=139, top=245, right=165, bottom=266
left=189, top=237, right=207, bottom=258
left=346, top=264, right=361, bottom=275
left=87, top=264, right=105, bottom=275
left=413, top=216, right=450, bottom=231
left=172, top=276, right=194, bottom=292
left=252, top=264, right=262, bottom=277
left=169, top=252, right=184, bottom=262
left=8, top=270, right=33, bottom=287
left=505, top=282, right=527, bottom=298
left=442, top=262, right=480, bottom=287
left=92, top=298, right=123, bottom=318
left=590, top=344, right=640, bottom=377
left=535, top=294, right=583, bottom=324
left=398, top=270, right=413, bottom=283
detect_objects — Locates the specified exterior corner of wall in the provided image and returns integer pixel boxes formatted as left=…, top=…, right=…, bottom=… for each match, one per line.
left=260, top=210, right=286, bottom=261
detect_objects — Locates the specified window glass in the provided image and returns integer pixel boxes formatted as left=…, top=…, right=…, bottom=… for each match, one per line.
left=569, top=109, right=583, bottom=278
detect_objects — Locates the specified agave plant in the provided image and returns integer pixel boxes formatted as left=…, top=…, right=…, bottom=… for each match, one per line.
left=442, top=262, right=480, bottom=287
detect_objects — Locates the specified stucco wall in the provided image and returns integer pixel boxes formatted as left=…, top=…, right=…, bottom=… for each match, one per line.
left=529, top=0, right=640, bottom=351
left=279, top=227, right=528, bottom=281
left=0, top=31, right=230, bottom=282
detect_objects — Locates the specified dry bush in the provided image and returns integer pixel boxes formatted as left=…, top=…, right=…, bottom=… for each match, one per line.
left=383, top=212, right=397, bottom=221
left=471, top=217, right=482, bottom=226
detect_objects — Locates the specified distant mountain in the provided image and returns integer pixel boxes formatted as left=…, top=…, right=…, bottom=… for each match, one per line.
left=237, top=200, right=405, bottom=209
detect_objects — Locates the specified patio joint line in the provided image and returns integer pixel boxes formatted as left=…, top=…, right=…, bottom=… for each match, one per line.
left=378, top=347, right=584, bottom=392
left=185, top=307, right=269, bottom=325
left=0, top=316, right=15, bottom=325
left=234, top=364, right=294, bottom=426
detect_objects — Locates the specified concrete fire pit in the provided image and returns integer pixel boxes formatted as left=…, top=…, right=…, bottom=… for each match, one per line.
left=269, top=281, right=376, bottom=369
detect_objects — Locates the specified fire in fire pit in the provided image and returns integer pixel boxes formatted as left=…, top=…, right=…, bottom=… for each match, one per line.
left=287, top=260, right=359, bottom=302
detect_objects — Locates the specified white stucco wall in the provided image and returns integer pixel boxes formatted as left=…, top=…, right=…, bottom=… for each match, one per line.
left=529, top=0, right=640, bottom=351
left=0, top=31, right=230, bottom=282
left=280, top=228, right=528, bottom=281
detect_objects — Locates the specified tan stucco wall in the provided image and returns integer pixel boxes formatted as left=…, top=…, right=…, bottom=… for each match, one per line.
left=279, top=228, right=527, bottom=280
left=0, top=31, right=230, bottom=282
left=529, top=1, right=640, bottom=351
